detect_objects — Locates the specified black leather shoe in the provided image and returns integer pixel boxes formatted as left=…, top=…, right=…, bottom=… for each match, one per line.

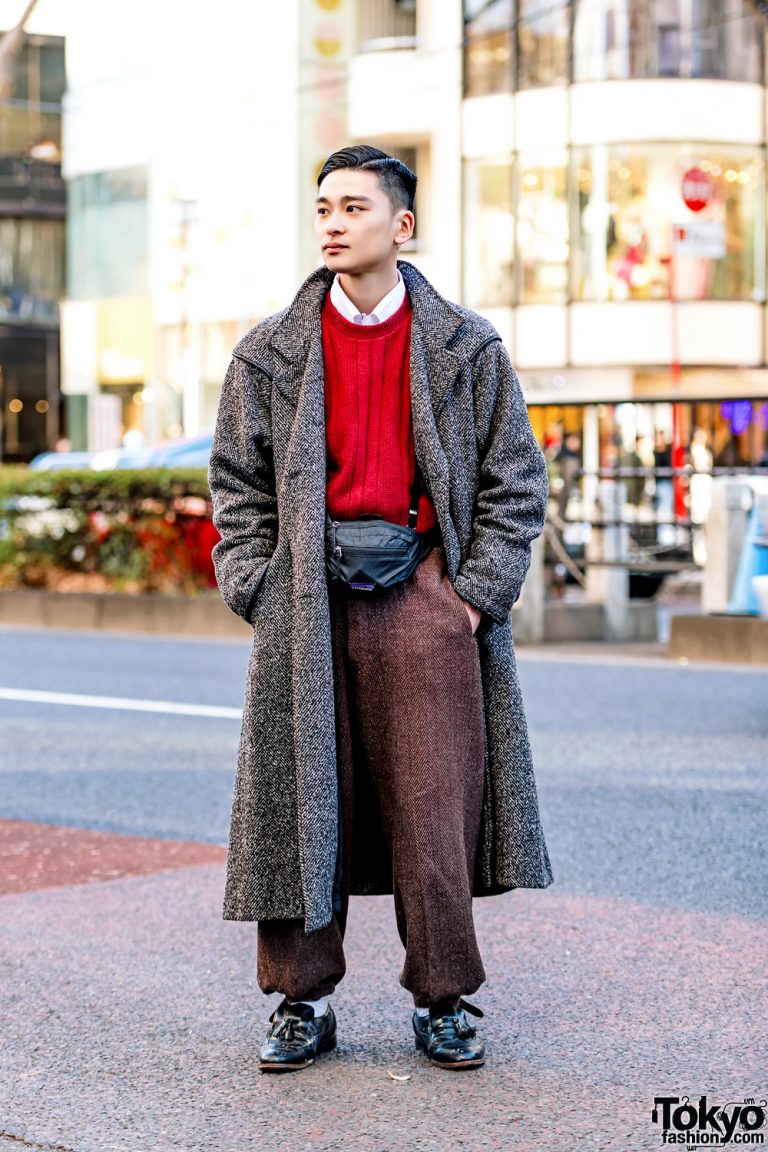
left=258, top=999, right=337, bottom=1072
left=412, top=998, right=485, bottom=1070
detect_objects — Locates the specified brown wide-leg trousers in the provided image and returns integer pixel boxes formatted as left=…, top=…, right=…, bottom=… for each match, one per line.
left=257, top=544, right=486, bottom=1008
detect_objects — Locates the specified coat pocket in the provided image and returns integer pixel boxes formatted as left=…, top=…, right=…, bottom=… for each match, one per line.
left=244, top=558, right=272, bottom=624
left=446, top=577, right=476, bottom=639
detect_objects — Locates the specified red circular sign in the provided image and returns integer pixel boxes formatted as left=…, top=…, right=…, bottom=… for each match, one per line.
left=681, top=167, right=715, bottom=212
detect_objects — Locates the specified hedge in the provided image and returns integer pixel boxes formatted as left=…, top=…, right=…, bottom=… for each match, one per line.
left=0, top=467, right=219, bottom=595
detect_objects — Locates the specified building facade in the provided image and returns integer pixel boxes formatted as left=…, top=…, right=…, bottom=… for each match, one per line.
left=60, top=0, right=356, bottom=452
left=351, top=0, right=768, bottom=528
left=0, top=28, right=65, bottom=462
left=56, top=0, right=768, bottom=479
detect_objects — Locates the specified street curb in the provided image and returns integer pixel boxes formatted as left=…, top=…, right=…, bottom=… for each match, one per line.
left=669, top=612, right=768, bottom=664
left=0, top=588, right=662, bottom=643
left=0, top=589, right=250, bottom=638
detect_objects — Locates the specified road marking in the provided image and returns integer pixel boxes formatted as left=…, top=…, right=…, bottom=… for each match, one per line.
left=0, top=687, right=242, bottom=719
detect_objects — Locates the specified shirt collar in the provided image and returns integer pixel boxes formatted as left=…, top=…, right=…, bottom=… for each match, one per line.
left=329, top=270, right=405, bottom=325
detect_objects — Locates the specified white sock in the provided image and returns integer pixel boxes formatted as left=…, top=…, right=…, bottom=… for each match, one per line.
left=287, top=995, right=329, bottom=1017
left=415, top=1006, right=429, bottom=1017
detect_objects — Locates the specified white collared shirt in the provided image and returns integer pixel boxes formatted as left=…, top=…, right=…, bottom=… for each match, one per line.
left=329, top=269, right=405, bottom=325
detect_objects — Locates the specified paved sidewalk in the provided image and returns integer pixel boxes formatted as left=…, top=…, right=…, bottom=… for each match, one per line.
left=1, top=831, right=765, bottom=1152
left=1, top=631, right=765, bottom=1151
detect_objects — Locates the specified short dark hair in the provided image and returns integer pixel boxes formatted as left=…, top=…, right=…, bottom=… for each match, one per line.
left=317, top=145, right=417, bottom=214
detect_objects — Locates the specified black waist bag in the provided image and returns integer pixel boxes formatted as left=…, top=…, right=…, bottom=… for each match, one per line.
left=325, top=514, right=437, bottom=592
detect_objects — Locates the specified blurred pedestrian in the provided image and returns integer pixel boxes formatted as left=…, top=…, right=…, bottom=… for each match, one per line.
left=208, top=145, right=552, bottom=1074
left=653, top=430, right=675, bottom=545
left=618, top=434, right=646, bottom=506
left=689, top=428, right=713, bottom=565
left=554, top=431, right=581, bottom=522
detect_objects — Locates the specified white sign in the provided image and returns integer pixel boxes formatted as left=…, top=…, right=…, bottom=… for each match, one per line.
left=673, top=220, right=725, bottom=259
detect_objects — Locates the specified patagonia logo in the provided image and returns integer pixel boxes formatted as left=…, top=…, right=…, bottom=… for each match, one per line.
left=349, top=582, right=376, bottom=592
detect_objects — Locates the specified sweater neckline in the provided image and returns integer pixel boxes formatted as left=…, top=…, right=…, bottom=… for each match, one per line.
left=322, top=288, right=412, bottom=338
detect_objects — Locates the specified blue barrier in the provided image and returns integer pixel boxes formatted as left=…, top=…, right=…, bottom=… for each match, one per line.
left=727, top=497, right=768, bottom=615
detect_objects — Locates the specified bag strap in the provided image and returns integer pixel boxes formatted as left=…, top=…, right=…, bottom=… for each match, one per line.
left=407, top=464, right=422, bottom=530
left=324, top=465, right=425, bottom=531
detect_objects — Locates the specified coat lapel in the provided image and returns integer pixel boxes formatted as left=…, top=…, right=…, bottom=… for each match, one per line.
left=269, top=271, right=329, bottom=596
left=399, top=261, right=485, bottom=576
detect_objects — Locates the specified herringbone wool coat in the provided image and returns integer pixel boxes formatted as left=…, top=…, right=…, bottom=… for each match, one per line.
left=208, top=259, right=553, bottom=933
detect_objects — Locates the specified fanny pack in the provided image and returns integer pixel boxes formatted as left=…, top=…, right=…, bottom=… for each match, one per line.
left=325, top=474, right=438, bottom=592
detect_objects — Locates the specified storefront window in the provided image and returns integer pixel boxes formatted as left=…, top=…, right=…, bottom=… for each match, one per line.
left=463, top=157, right=514, bottom=307
left=68, top=168, right=148, bottom=299
left=574, top=145, right=764, bottom=302
left=517, top=154, right=568, bottom=302
left=574, top=0, right=763, bottom=83
left=464, top=0, right=513, bottom=97
left=517, top=0, right=570, bottom=88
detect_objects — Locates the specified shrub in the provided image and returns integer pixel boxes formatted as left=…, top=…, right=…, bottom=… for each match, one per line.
left=0, top=467, right=219, bottom=595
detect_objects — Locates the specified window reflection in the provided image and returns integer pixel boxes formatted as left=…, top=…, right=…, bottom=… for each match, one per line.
left=463, top=157, right=514, bottom=307
left=517, top=0, right=570, bottom=88
left=518, top=155, right=569, bottom=302
left=574, top=0, right=763, bottom=82
left=464, top=0, right=513, bottom=97
left=0, top=218, right=64, bottom=324
left=575, top=146, right=764, bottom=302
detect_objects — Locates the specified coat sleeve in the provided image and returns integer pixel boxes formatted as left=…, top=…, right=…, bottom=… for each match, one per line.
left=452, top=338, right=548, bottom=626
left=207, top=355, right=278, bottom=623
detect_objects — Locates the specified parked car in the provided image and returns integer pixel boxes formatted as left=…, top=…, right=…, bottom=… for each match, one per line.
left=146, top=432, right=213, bottom=469
left=26, top=433, right=213, bottom=473
left=91, top=447, right=157, bottom=470
left=28, top=451, right=98, bottom=471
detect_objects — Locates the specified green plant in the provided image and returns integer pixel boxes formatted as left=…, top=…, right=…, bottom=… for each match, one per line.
left=0, top=467, right=218, bottom=595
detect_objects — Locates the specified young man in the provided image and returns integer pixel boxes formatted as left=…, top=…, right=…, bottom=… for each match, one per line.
left=208, top=145, right=552, bottom=1073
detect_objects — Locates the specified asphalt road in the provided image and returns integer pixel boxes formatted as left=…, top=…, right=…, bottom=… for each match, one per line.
left=1, top=626, right=766, bottom=1152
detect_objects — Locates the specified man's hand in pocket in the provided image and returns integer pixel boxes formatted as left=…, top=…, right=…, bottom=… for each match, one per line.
left=461, top=599, right=482, bottom=635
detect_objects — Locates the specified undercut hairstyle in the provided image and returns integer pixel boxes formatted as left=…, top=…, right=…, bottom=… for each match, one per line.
left=317, top=145, right=417, bottom=215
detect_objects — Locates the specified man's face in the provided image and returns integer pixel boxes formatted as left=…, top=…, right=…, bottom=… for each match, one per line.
left=314, top=168, right=413, bottom=275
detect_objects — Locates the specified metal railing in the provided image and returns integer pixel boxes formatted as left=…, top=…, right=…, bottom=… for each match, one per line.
left=0, top=155, right=65, bottom=212
left=544, top=467, right=746, bottom=585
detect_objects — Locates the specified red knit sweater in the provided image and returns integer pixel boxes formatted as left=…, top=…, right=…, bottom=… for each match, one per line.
left=322, top=289, right=438, bottom=533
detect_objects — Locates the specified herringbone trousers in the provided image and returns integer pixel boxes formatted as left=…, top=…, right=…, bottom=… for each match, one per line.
left=256, top=545, right=486, bottom=1008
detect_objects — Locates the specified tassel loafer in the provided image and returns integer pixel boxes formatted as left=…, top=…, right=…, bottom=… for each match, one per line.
left=412, top=998, right=486, bottom=1070
left=258, top=998, right=337, bottom=1072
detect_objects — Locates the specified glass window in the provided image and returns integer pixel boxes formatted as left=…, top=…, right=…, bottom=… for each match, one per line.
left=38, top=40, right=67, bottom=105
left=574, top=0, right=763, bottom=82
left=517, top=0, right=570, bottom=88
left=358, top=0, right=417, bottom=50
left=0, top=105, right=62, bottom=160
left=517, top=154, right=569, bottom=302
left=0, top=333, right=56, bottom=462
left=464, top=0, right=513, bottom=97
left=0, top=35, right=65, bottom=110
left=68, top=168, right=149, bottom=299
left=0, top=35, right=64, bottom=164
left=463, top=157, right=514, bottom=307
left=0, top=218, right=64, bottom=325
left=574, top=145, right=764, bottom=302
left=573, top=0, right=631, bottom=80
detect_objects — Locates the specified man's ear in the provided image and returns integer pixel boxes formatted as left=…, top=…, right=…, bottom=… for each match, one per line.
left=394, top=210, right=415, bottom=247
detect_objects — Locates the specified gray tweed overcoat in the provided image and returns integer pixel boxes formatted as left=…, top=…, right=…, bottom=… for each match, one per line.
left=208, top=259, right=553, bottom=932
